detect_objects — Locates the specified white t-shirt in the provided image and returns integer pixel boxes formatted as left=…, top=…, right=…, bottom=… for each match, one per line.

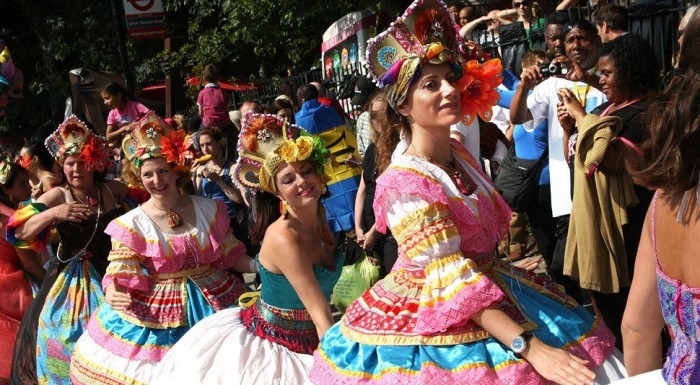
left=527, top=77, right=606, bottom=217
left=450, top=119, right=481, bottom=160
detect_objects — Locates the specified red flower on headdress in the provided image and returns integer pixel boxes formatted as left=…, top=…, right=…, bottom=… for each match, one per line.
left=242, top=116, right=281, bottom=152
left=415, top=9, right=452, bottom=44
left=79, top=136, right=110, bottom=172
left=62, top=122, right=86, bottom=138
left=458, top=59, right=503, bottom=125
left=160, top=128, right=191, bottom=171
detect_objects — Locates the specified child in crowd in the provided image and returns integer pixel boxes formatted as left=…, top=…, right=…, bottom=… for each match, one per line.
left=197, top=64, right=233, bottom=131
left=101, top=82, right=150, bottom=145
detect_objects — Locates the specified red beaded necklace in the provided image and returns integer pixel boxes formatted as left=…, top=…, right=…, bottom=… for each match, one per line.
left=411, top=147, right=476, bottom=196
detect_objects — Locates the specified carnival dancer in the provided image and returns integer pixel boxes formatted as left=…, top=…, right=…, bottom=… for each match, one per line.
left=69, top=111, right=255, bottom=385
left=8, top=115, right=128, bottom=385
left=0, top=154, right=43, bottom=384
left=153, top=113, right=342, bottom=385
left=309, top=1, right=627, bottom=384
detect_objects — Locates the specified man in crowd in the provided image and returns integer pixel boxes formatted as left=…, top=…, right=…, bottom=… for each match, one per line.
left=510, top=18, right=605, bottom=299
left=295, top=84, right=362, bottom=235
left=595, top=4, right=629, bottom=42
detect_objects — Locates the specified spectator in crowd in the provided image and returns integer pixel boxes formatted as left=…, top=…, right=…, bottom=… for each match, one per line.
left=69, top=112, right=254, bottom=384
left=351, top=75, right=377, bottom=157
left=295, top=83, right=362, bottom=234
left=192, top=125, right=250, bottom=251
left=458, top=5, right=477, bottom=26
left=19, top=141, right=59, bottom=199
left=510, top=18, right=605, bottom=300
left=270, top=97, right=295, bottom=124
left=154, top=114, right=342, bottom=384
left=197, top=64, right=234, bottom=132
left=595, top=5, right=629, bottom=43
left=353, top=89, right=398, bottom=275
left=459, top=10, right=503, bottom=43
left=544, top=11, right=569, bottom=60
left=0, top=154, right=42, bottom=384
left=557, top=33, right=660, bottom=350
left=511, top=0, right=547, bottom=37
left=9, top=115, right=128, bottom=385
left=618, top=12, right=700, bottom=384
left=102, top=82, right=150, bottom=146
left=498, top=50, right=554, bottom=269
left=448, top=2, right=463, bottom=23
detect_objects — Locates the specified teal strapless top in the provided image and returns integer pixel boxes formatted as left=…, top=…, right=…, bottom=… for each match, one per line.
left=258, top=249, right=344, bottom=309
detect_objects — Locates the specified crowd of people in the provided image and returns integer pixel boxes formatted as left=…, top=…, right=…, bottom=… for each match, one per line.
left=0, top=0, right=698, bottom=384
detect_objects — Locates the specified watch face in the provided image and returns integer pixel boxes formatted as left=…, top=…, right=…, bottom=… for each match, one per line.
left=510, top=335, right=526, bottom=353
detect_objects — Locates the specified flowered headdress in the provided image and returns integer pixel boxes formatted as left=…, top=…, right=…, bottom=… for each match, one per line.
left=122, top=111, right=195, bottom=175
left=44, top=115, right=111, bottom=172
left=0, top=152, right=16, bottom=185
left=235, top=113, right=329, bottom=195
left=366, top=0, right=502, bottom=124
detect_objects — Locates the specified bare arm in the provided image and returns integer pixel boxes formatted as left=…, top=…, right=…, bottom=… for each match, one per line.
left=354, top=175, right=367, bottom=242
left=106, top=124, right=129, bottom=145
left=510, top=67, right=541, bottom=124
left=621, top=210, right=665, bottom=375
left=473, top=305, right=596, bottom=384
left=459, top=16, right=490, bottom=39
left=13, top=188, right=92, bottom=241
left=556, top=0, right=580, bottom=11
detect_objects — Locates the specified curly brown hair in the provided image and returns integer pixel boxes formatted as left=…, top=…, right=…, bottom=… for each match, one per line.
left=375, top=102, right=410, bottom=175
left=631, top=15, right=700, bottom=197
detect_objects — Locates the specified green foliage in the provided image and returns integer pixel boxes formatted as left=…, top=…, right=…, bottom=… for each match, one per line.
left=0, top=0, right=385, bottom=137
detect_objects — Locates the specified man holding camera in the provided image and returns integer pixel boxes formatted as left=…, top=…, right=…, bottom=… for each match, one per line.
left=509, top=18, right=605, bottom=297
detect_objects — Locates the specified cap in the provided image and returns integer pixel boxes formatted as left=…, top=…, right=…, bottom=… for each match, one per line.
left=351, top=76, right=377, bottom=106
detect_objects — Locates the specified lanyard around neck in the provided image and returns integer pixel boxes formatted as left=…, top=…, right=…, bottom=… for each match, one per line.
left=600, top=98, right=642, bottom=117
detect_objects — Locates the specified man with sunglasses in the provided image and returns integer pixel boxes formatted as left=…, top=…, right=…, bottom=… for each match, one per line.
left=509, top=18, right=605, bottom=298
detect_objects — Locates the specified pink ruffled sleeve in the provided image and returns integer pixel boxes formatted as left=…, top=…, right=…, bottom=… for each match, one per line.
left=102, top=240, right=148, bottom=293
left=374, top=167, right=505, bottom=334
left=210, top=200, right=246, bottom=269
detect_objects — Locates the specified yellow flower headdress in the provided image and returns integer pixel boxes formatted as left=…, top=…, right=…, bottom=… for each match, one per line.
left=235, top=113, right=329, bottom=194
left=122, top=111, right=194, bottom=175
left=366, top=0, right=502, bottom=124
left=44, top=115, right=111, bottom=171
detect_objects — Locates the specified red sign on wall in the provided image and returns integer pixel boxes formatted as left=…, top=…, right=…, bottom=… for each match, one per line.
left=123, top=0, right=167, bottom=40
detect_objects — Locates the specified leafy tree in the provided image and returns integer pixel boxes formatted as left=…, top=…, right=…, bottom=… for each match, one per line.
left=0, top=0, right=389, bottom=137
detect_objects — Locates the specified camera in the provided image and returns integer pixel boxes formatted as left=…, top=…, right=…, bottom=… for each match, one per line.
left=540, top=62, right=568, bottom=77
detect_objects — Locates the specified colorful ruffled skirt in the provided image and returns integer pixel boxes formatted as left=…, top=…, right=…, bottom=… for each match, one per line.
left=153, top=298, right=316, bottom=385
left=310, top=264, right=627, bottom=384
left=70, top=279, right=227, bottom=385
left=35, top=259, right=103, bottom=385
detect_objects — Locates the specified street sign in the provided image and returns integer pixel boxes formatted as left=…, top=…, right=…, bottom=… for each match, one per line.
left=123, top=0, right=167, bottom=40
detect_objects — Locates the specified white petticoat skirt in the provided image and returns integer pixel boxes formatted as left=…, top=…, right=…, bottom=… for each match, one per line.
left=608, top=369, right=663, bottom=384
left=153, top=307, right=314, bottom=385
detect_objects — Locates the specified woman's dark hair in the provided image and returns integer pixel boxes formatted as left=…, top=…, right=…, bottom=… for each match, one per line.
left=599, top=33, right=659, bottom=99
left=250, top=191, right=282, bottom=244
left=199, top=126, right=224, bottom=142
left=0, top=163, right=27, bottom=206
left=24, top=141, right=55, bottom=171
left=375, top=102, right=409, bottom=174
left=203, top=64, right=219, bottom=84
left=631, top=15, right=700, bottom=197
left=270, top=98, right=293, bottom=115
left=101, top=81, right=130, bottom=100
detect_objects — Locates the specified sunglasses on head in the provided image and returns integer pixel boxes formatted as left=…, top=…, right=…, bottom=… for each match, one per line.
left=513, top=1, right=529, bottom=7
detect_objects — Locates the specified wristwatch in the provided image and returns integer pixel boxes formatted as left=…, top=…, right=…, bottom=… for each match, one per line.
left=510, top=331, right=535, bottom=356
